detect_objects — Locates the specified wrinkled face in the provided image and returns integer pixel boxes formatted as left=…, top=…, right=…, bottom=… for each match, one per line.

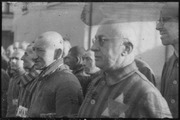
left=91, top=24, right=125, bottom=71
left=64, top=52, right=78, bottom=70
left=33, top=38, right=55, bottom=70
left=156, top=12, right=179, bottom=46
left=10, top=50, right=25, bottom=72
left=21, top=46, right=36, bottom=70
left=83, top=51, right=95, bottom=73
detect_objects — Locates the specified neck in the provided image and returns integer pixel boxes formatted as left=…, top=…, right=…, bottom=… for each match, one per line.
left=105, top=55, right=134, bottom=77
left=173, top=43, right=179, bottom=58
left=88, top=67, right=100, bottom=74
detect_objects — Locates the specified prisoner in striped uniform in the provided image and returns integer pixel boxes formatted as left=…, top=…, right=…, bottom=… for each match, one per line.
left=78, top=20, right=172, bottom=118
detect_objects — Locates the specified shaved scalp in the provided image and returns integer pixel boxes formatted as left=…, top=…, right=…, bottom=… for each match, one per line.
left=35, top=31, right=64, bottom=50
left=98, top=19, right=137, bottom=48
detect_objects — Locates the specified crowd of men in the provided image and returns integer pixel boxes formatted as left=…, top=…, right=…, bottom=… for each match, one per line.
left=1, top=2, right=178, bottom=118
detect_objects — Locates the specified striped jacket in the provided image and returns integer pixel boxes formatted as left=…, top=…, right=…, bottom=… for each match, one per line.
left=161, top=53, right=179, bottom=118
left=6, top=74, right=23, bottom=117
left=78, top=62, right=172, bottom=118
left=16, top=69, right=40, bottom=117
left=28, top=59, right=83, bottom=117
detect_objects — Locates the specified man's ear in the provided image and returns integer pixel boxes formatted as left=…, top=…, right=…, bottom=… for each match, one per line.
left=121, top=42, right=133, bottom=56
left=54, top=49, right=62, bottom=60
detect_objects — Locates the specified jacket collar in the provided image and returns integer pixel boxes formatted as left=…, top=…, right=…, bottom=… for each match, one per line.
left=105, top=61, right=138, bottom=86
left=41, top=58, right=64, bottom=77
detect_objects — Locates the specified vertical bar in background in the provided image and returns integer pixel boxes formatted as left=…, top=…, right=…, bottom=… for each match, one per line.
left=88, top=2, right=93, bottom=49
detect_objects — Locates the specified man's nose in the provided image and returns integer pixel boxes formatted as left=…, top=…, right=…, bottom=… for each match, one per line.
left=156, top=22, right=163, bottom=31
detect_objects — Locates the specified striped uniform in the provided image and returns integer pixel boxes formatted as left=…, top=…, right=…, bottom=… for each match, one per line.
left=17, top=70, right=39, bottom=109
left=161, top=53, right=179, bottom=118
left=6, top=74, right=22, bottom=117
left=78, top=62, right=172, bottom=118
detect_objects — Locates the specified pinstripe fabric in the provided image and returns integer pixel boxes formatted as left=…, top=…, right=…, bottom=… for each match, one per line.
left=78, top=62, right=172, bottom=118
left=17, top=70, right=40, bottom=108
left=161, top=53, right=179, bottom=118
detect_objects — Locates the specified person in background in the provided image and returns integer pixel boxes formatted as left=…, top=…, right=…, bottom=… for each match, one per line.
left=82, top=50, right=101, bottom=96
left=13, top=42, right=20, bottom=50
left=62, top=37, right=72, bottom=58
left=156, top=2, right=179, bottom=118
left=6, top=49, right=26, bottom=117
left=78, top=20, right=172, bottom=118
left=27, top=31, right=83, bottom=118
left=19, top=41, right=29, bottom=51
left=65, top=46, right=89, bottom=94
left=1, top=46, right=9, bottom=71
left=16, top=44, right=40, bottom=118
left=1, top=69, right=10, bottom=117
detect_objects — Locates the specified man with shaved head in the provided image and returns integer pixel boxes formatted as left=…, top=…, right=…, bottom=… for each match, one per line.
left=156, top=2, right=179, bottom=118
left=6, top=49, right=26, bottom=117
left=27, top=31, right=83, bottom=118
left=81, top=50, right=101, bottom=96
left=78, top=20, right=172, bottom=118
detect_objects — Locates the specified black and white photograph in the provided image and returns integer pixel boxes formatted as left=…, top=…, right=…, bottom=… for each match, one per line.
left=1, top=2, right=178, bottom=118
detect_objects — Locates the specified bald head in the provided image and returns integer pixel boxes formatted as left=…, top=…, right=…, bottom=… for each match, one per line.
left=161, top=2, right=178, bottom=18
left=98, top=20, right=137, bottom=49
left=35, top=31, right=64, bottom=50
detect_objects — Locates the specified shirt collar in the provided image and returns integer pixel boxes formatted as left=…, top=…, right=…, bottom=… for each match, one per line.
left=41, top=58, right=64, bottom=77
left=105, top=62, right=138, bottom=86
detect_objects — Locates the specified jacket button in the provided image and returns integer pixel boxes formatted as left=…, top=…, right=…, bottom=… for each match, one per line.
left=173, top=80, right=177, bottom=85
left=91, top=99, right=96, bottom=104
left=171, top=99, right=175, bottom=104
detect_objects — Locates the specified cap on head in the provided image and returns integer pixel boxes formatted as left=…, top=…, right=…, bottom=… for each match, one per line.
left=161, top=2, right=179, bottom=18
left=35, top=31, right=64, bottom=50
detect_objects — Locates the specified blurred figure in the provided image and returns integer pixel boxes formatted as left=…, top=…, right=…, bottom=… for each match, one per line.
left=16, top=44, right=40, bottom=118
left=19, top=41, right=29, bottom=51
left=1, top=69, right=10, bottom=117
left=65, top=46, right=88, bottom=77
left=6, top=49, right=25, bottom=117
left=65, top=46, right=89, bottom=94
left=62, top=38, right=72, bottom=58
left=13, top=42, right=20, bottom=50
left=6, top=45, right=14, bottom=59
left=82, top=50, right=101, bottom=96
left=1, top=46, right=9, bottom=70
left=156, top=2, right=179, bottom=118
left=78, top=20, right=172, bottom=118
left=135, top=58, right=156, bottom=87
left=28, top=31, right=83, bottom=118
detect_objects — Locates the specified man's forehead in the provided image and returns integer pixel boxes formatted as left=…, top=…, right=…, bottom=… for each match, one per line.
left=96, top=24, right=121, bottom=38
left=161, top=3, right=178, bottom=18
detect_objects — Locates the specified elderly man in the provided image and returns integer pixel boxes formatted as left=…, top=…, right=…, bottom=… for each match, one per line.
left=16, top=44, right=40, bottom=118
left=6, top=49, right=26, bottom=117
left=78, top=20, right=172, bottom=118
left=27, top=31, right=83, bottom=118
left=82, top=50, right=101, bottom=96
left=156, top=2, right=179, bottom=118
